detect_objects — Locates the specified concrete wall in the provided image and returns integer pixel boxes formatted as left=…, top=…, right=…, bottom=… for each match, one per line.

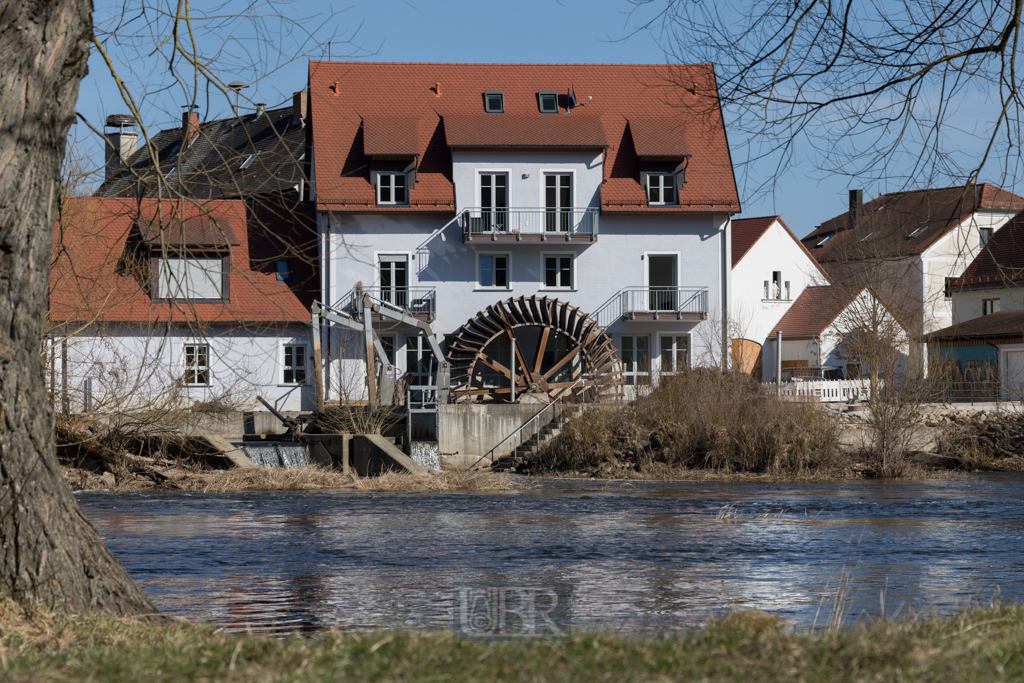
left=53, top=323, right=316, bottom=413
left=438, top=402, right=560, bottom=462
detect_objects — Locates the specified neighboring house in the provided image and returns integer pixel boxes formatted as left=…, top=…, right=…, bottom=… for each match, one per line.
left=927, top=208, right=1024, bottom=398
left=49, top=198, right=316, bottom=413
left=801, top=185, right=1024, bottom=370
left=95, top=93, right=308, bottom=200
left=763, top=285, right=908, bottom=380
left=307, top=62, right=740, bottom=401
left=730, top=215, right=831, bottom=379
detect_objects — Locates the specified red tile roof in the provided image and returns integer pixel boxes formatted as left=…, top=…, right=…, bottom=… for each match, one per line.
left=927, top=310, right=1024, bottom=341
left=309, top=62, right=740, bottom=214
left=629, top=118, right=690, bottom=158
left=50, top=198, right=312, bottom=325
left=947, top=209, right=1024, bottom=292
left=137, top=215, right=238, bottom=247
left=443, top=115, right=608, bottom=148
left=771, top=285, right=866, bottom=336
left=731, top=215, right=830, bottom=280
left=801, top=184, right=1024, bottom=263
left=362, top=116, right=421, bottom=156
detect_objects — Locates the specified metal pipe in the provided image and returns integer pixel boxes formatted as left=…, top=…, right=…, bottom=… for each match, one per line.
left=776, top=330, right=783, bottom=395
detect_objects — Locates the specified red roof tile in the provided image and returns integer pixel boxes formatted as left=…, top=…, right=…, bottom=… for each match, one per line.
left=443, top=115, right=608, bottom=148
left=362, top=116, right=421, bottom=156
left=309, top=62, right=740, bottom=214
left=771, top=285, right=866, bottom=336
left=50, top=198, right=312, bottom=325
left=801, top=184, right=1024, bottom=263
left=137, top=215, right=238, bottom=247
left=629, top=118, right=690, bottom=158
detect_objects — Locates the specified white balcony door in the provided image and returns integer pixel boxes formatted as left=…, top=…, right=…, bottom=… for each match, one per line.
left=378, top=254, right=408, bottom=308
left=480, top=173, right=508, bottom=230
left=545, top=173, right=572, bottom=232
left=647, top=255, right=677, bottom=312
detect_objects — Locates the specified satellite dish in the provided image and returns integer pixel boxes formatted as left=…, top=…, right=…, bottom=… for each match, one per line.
left=228, top=80, right=249, bottom=92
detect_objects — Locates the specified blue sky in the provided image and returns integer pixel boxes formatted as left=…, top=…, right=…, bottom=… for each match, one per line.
left=74, top=0, right=964, bottom=237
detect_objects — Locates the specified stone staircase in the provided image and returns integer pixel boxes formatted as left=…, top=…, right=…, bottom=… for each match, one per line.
left=490, top=406, right=580, bottom=472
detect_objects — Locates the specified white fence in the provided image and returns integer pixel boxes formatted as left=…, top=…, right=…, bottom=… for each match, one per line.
left=764, top=379, right=873, bottom=403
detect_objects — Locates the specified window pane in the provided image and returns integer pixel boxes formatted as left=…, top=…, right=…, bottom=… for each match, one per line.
left=495, top=178, right=507, bottom=208
left=663, top=176, right=675, bottom=204
left=495, top=256, right=508, bottom=288
left=480, top=256, right=493, bottom=287
left=545, top=257, right=557, bottom=287
left=648, top=178, right=660, bottom=204
left=380, top=182, right=391, bottom=203
left=560, top=257, right=572, bottom=288
left=660, top=335, right=674, bottom=371
left=395, top=178, right=406, bottom=203
left=637, top=336, right=649, bottom=372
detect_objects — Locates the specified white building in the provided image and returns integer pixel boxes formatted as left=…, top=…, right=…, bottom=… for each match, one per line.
left=308, top=63, right=740, bottom=401
left=801, top=186, right=1024, bottom=370
left=730, top=215, right=831, bottom=380
left=50, top=198, right=316, bottom=413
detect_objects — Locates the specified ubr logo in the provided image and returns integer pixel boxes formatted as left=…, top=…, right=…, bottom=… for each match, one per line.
left=453, top=585, right=571, bottom=640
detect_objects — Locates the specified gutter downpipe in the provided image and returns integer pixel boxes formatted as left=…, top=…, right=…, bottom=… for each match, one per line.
left=722, top=216, right=731, bottom=372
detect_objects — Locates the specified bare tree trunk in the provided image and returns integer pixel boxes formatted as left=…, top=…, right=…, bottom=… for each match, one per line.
left=0, top=0, right=155, bottom=615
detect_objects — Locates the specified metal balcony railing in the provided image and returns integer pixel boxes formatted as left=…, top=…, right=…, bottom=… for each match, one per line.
left=461, top=207, right=599, bottom=240
left=620, top=287, right=708, bottom=318
left=340, top=286, right=436, bottom=321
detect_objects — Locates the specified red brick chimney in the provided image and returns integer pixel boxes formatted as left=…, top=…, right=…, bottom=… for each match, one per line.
left=182, top=105, right=199, bottom=144
left=292, top=90, right=307, bottom=122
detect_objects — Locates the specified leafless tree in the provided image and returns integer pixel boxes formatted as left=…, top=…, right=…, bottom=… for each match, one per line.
left=0, top=0, right=352, bottom=616
left=631, top=0, right=1024, bottom=195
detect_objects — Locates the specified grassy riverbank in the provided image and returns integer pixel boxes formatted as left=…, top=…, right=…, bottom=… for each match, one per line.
left=5, top=597, right=1024, bottom=682
left=64, top=465, right=519, bottom=494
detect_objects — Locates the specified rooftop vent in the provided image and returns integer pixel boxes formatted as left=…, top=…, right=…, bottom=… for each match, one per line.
left=484, top=91, right=504, bottom=114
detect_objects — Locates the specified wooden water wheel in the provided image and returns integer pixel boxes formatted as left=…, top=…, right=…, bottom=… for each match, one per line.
left=448, top=296, right=622, bottom=402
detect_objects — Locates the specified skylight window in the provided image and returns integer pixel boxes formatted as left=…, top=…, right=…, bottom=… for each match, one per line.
left=908, top=226, right=927, bottom=238
left=538, top=91, right=558, bottom=114
left=164, top=166, right=176, bottom=179
left=860, top=232, right=875, bottom=242
left=816, top=235, right=833, bottom=247
left=239, top=152, right=258, bottom=170
left=484, top=91, right=504, bottom=114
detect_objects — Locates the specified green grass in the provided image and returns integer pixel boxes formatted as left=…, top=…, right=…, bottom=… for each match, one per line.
left=5, top=598, right=1024, bottom=681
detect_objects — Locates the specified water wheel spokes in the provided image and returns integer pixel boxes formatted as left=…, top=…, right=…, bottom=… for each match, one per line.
left=449, top=295, right=622, bottom=403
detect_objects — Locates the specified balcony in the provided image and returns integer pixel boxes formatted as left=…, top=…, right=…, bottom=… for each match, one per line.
left=461, top=207, right=599, bottom=243
left=593, top=287, right=709, bottom=327
left=340, top=286, right=436, bottom=322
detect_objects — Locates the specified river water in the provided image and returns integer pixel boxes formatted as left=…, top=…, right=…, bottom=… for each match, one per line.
left=78, top=475, right=1024, bottom=634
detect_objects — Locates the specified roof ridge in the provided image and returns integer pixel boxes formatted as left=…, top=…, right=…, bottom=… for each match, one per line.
left=311, top=61, right=710, bottom=67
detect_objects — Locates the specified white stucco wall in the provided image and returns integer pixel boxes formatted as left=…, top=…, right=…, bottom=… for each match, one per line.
left=731, top=218, right=828, bottom=349
left=53, top=324, right=315, bottom=413
left=952, top=286, right=1024, bottom=322
left=451, top=149, right=604, bottom=211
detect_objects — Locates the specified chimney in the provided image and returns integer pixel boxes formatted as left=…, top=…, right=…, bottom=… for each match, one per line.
left=292, top=90, right=307, bottom=122
left=181, top=105, right=199, bottom=144
left=434, top=82, right=442, bottom=97
left=255, top=103, right=266, bottom=115
left=103, top=114, right=138, bottom=181
left=849, top=189, right=863, bottom=231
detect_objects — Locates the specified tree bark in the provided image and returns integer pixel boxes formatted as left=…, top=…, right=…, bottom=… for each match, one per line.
left=0, top=0, right=156, bottom=615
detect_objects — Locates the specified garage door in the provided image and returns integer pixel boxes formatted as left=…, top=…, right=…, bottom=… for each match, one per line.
left=1003, top=350, right=1024, bottom=401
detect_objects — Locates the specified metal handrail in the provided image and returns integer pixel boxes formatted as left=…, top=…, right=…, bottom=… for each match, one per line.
left=461, top=207, right=599, bottom=238
left=338, top=286, right=436, bottom=321
left=468, top=377, right=587, bottom=470
left=592, top=286, right=709, bottom=327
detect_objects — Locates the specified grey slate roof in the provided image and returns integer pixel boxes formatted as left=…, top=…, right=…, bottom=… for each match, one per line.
left=95, top=105, right=306, bottom=200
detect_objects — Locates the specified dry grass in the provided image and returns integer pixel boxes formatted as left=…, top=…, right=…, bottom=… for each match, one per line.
left=8, top=594, right=1024, bottom=681
left=530, top=369, right=841, bottom=477
left=351, top=469, right=521, bottom=492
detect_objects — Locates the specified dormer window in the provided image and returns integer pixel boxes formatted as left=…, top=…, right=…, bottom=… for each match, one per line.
left=538, top=91, right=558, bottom=114
left=275, top=259, right=291, bottom=284
left=646, top=174, right=676, bottom=205
left=377, top=173, right=407, bottom=205
left=484, top=91, right=504, bottom=114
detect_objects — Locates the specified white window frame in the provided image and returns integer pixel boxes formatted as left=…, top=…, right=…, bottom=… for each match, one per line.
left=182, top=342, right=211, bottom=387
left=376, top=172, right=408, bottom=205
left=619, top=335, right=651, bottom=386
left=646, top=174, right=677, bottom=206
left=540, top=252, right=575, bottom=291
left=476, top=252, right=511, bottom=290
left=658, top=334, right=691, bottom=376
left=478, top=170, right=511, bottom=209
left=983, top=298, right=1000, bottom=316
left=280, top=342, right=309, bottom=386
